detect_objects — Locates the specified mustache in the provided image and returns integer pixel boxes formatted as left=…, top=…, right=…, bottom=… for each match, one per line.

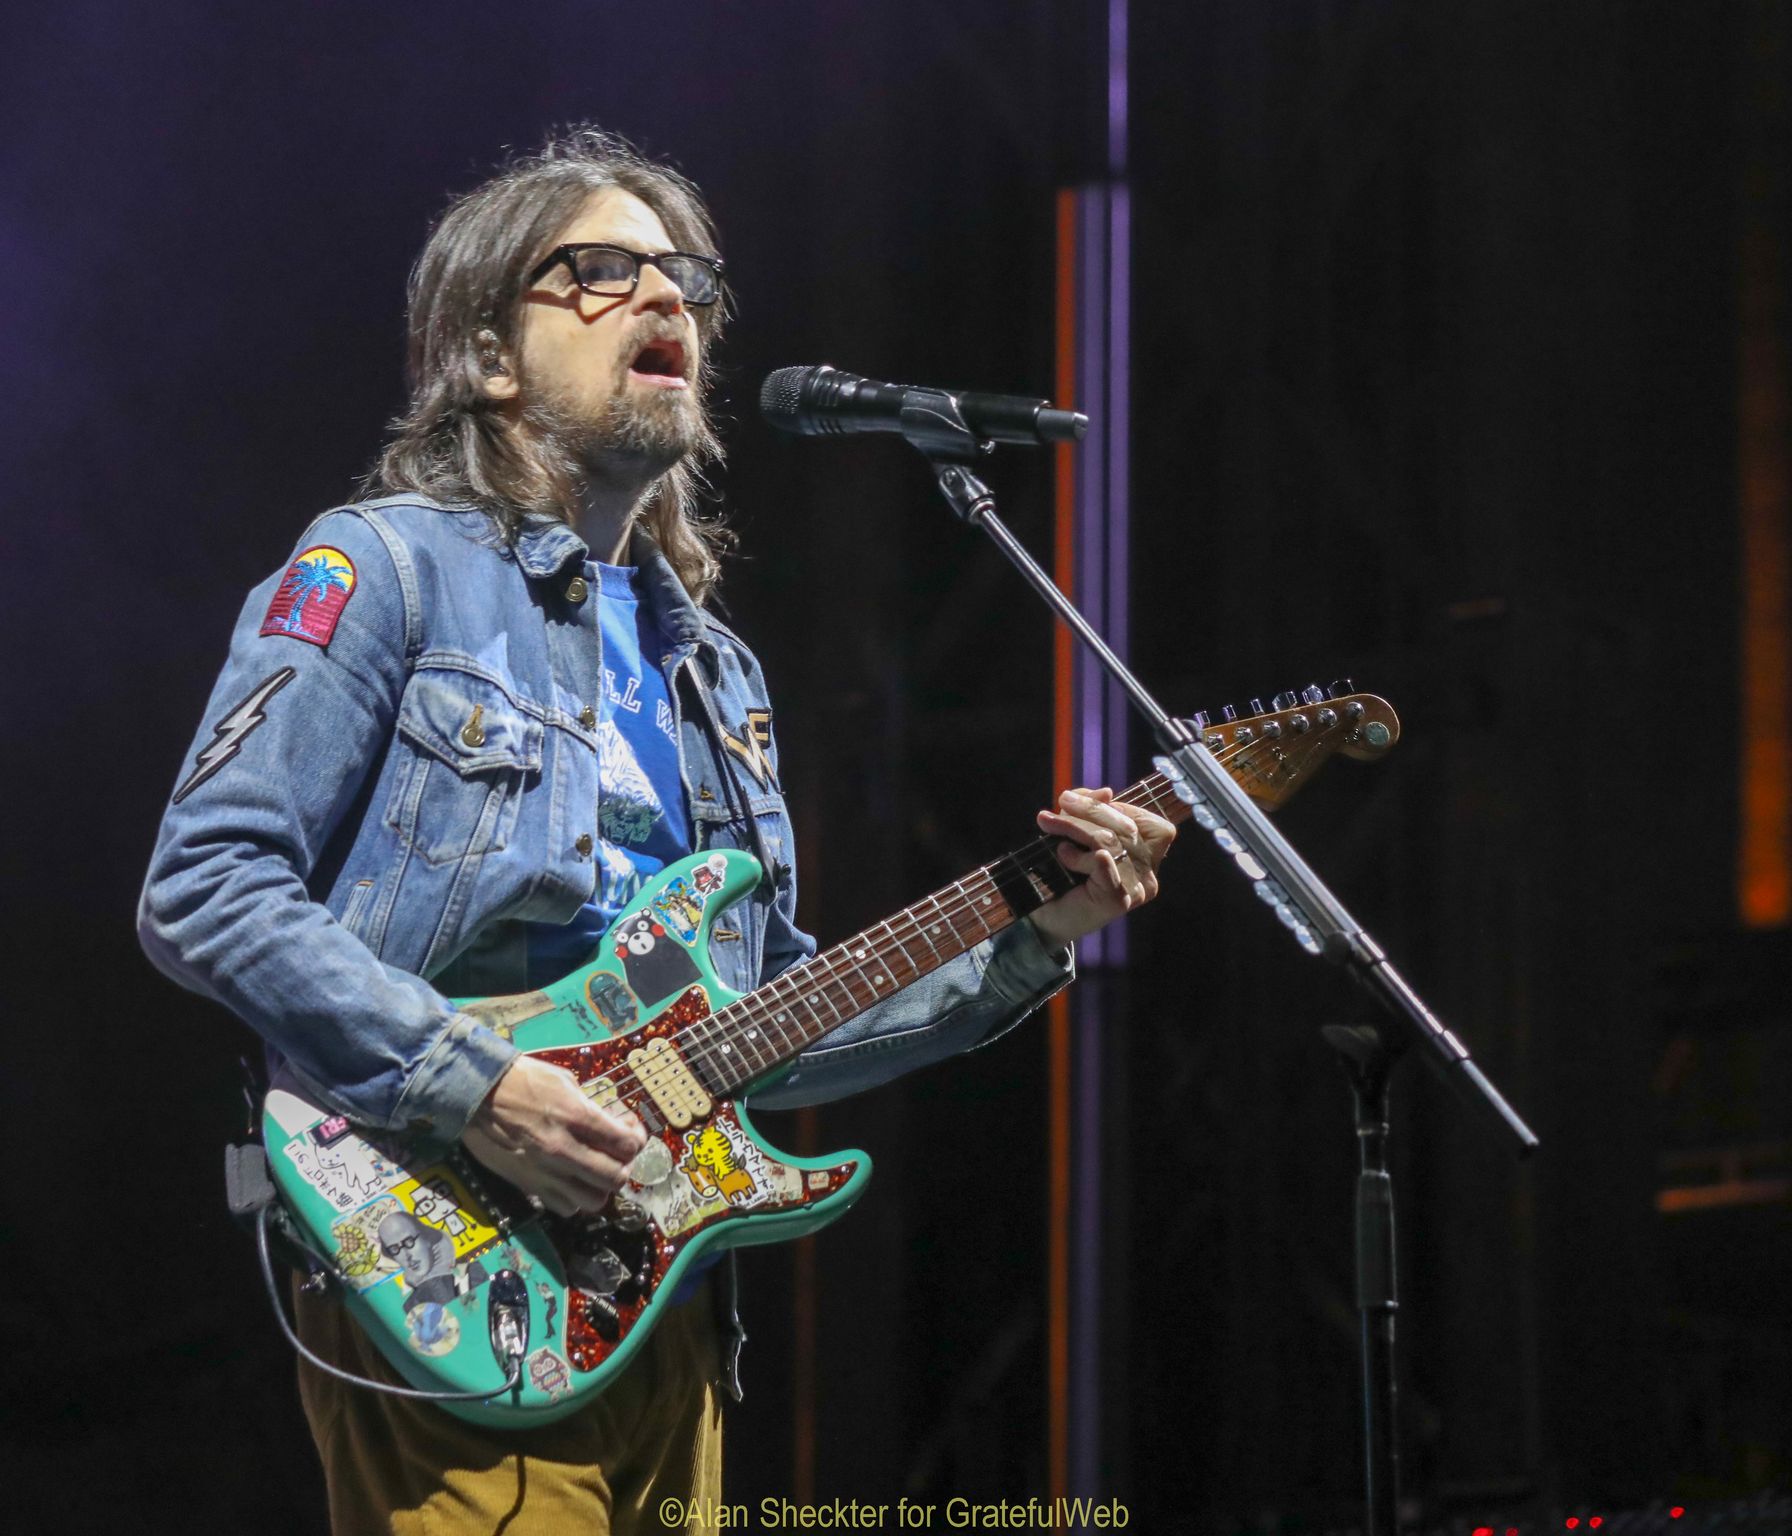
left=618, top=320, right=697, bottom=381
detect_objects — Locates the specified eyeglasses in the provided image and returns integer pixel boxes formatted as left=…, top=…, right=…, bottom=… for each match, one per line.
left=382, top=1234, right=425, bottom=1259
left=528, top=243, right=724, bottom=306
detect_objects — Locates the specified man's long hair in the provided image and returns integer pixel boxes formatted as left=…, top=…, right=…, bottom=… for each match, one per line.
left=365, top=128, right=732, bottom=603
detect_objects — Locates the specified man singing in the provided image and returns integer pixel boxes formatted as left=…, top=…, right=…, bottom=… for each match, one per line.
left=139, top=128, right=1174, bottom=1534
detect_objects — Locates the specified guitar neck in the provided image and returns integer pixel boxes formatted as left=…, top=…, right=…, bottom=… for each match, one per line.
left=693, top=769, right=1186, bottom=1097
left=684, top=689, right=1400, bottom=1098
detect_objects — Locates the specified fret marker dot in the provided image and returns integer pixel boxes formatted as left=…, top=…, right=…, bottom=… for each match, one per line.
left=875, top=974, right=886, bottom=986
left=854, top=948, right=866, bottom=959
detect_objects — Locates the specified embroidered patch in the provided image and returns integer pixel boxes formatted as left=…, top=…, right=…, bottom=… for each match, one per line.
left=172, top=667, right=295, bottom=803
left=260, top=545, right=357, bottom=647
left=721, top=708, right=775, bottom=787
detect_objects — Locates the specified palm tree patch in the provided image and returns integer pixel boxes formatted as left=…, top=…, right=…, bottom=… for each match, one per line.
left=260, top=546, right=357, bottom=647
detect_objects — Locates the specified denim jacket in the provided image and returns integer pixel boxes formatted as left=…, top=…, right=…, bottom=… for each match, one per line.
left=138, top=496, right=1073, bottom=1147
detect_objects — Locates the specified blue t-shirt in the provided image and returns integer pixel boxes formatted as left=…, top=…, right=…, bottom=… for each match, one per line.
left=522, top=562, right=691, bottom=986
left=524, top=563, right=720, bottom=1302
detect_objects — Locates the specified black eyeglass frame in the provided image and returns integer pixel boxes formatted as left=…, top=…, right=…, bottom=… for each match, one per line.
left=527, top=243, right=725, bottom=305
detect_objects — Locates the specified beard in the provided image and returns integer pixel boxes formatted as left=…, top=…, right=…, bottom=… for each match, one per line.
left=521, top=360, right=718, bottom=485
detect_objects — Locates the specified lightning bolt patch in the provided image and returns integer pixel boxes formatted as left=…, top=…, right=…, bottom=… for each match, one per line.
left=173, top=667, right=296, bottom=804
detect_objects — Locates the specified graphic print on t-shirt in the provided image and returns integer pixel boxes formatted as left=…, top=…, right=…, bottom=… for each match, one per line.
left=589, top=565, right=688, bottom=913
left=596, top=718, right=660, bottom=905
left=522, top=563, right=692, bottom=988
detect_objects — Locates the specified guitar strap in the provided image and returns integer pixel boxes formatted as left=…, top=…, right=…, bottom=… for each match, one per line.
left=684, top=655, right=777, bottom=891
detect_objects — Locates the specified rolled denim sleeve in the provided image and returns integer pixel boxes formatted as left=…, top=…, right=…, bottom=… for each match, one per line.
left=743, top=854, right=1075, bottom=1111
left=137, top=510, right=515, bottom=1138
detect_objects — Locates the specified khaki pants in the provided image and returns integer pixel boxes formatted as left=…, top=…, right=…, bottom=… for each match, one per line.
left=295, top=1280, right=724, bottom=1535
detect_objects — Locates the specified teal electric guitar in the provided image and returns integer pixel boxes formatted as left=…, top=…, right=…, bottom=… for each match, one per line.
left=263, top=689, right=1399, bottom=1425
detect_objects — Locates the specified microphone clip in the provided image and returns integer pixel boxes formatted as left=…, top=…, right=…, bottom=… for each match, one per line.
left=895, top=396, right=991, bottom=464
left=929, top=461, right=998, bottom=529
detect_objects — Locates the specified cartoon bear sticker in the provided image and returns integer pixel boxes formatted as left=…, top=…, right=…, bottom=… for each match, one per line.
left=613, top=912, right=700, bottom=1002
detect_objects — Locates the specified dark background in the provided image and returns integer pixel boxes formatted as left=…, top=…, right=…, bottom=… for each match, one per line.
left=3, top=1, right=1787, bottom=1529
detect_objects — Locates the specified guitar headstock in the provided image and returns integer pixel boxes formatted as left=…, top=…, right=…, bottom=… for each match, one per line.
left=1186, top=680, right=1401, bottom=812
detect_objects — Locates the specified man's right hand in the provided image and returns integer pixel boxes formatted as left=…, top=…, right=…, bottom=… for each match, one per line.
left=461, top=1055, right=647, bottom=1217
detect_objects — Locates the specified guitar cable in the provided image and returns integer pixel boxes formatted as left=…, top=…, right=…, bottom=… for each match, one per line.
left=255, top=1204, right=526, bottom=1404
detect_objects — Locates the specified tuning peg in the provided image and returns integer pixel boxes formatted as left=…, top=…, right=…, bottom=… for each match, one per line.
left=1326, top=677, right=1355, bottom=699
left=1219, top=704, right=1239, bottom=723
left=1270, top=690, right=1299, bottom=711
left=1189, top=710, right=1211, bottom=729
left=1247, top=697, right=1266, bottom=716
left=1300, top=684, right=1325, bottom=705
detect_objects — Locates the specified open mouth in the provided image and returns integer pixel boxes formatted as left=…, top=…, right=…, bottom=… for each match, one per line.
left=629, top=337, right=688, bottom=384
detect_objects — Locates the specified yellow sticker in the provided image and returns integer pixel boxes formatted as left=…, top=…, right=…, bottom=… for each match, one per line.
left=396, top=1167, right=498, bottom=1262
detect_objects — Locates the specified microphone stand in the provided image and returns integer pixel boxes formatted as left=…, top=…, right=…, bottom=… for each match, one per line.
left=908, top=422, right=1538, bottom=1536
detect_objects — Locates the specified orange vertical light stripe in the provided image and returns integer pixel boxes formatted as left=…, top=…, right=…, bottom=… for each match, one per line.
left=1047, top=186, right=1078, bottom=1505
left=1739, top=218, right=1792, bottom=929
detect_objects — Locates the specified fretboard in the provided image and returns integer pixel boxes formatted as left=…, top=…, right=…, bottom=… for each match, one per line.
left=685, top=769, right=1191, bottom=1097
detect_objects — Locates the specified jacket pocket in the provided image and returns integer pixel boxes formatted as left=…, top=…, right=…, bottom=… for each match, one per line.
left=338, top=878, right=375, bottom=939
left=386, top=666, right=543, bottom=868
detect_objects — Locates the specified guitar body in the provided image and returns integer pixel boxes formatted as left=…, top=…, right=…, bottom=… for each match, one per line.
left=263, top=847, right=870, bottom=1428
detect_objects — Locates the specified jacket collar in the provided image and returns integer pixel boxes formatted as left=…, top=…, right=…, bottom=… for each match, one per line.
left=512, top=516, right=716, bottom=671
left=511, top=516, right=589, bottom=580
left=628, top=525, right=710, bottom=656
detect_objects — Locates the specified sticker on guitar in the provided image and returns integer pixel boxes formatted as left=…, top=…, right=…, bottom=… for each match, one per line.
left=396, top=1170, right=498, bottom=1263
left=680, top=1122, right=771, bottom=1208
left=614, top=913, right=701, bottom=1001
left=376, top=1206, right=492, bottom=1357
left=284, top=1131, right=407, bottom=1213
left=529, top=1348, right=574, bottom=1402
left=331, top=1196, right=404, bottom=1289
left=625, top=1113, right=808, bottom=1238
left=650, top=853, right=728, bottom=943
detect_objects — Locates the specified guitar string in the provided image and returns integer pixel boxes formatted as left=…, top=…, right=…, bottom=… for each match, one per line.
left=560, top=718, right=1357, bottom=1112
left=572, top=718, right=1355, bottom=1112
left=575, top=764, right=1194, bottom=1107
left=545, top=718, right=1359, bottom=1118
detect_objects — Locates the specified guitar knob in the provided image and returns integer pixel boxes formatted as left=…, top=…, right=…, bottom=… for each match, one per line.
left=1300, top=683, right=1325, bottom=706
left=569, top=1247, right=630, bottom=1297
left=1327, top=677, right=1355, bottom=699
left=1270, top=690, right=1299, bottom=711
left=1246, top=697, right=1266, bottom=716
left=572, top=1220, right=613, bottom=1252
left=1219, top=704, right=1239, bottom=723
left=584, top=1294, right=622, bottom=1342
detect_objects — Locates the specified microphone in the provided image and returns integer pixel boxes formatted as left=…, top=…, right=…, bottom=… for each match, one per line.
left=760, top=364, right=1087, bottom=449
